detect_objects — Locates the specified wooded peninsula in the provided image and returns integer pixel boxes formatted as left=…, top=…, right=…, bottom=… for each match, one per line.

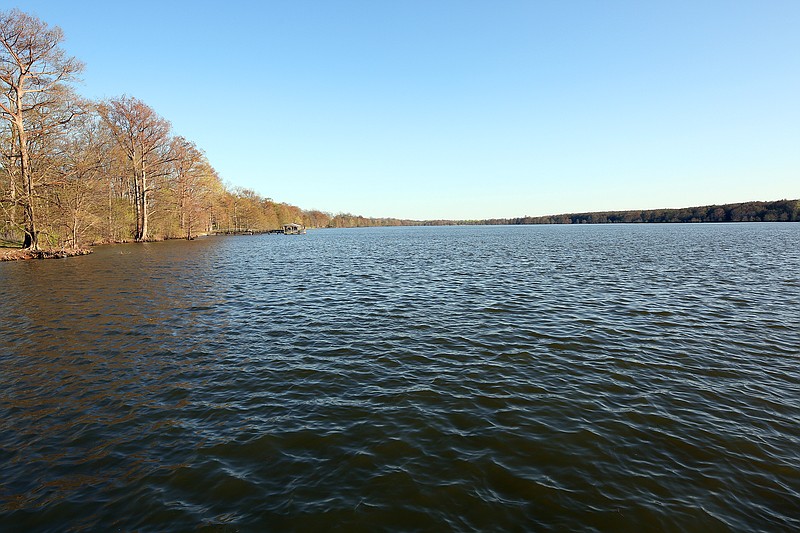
left=1, top=9, right=797, bottom=261
left=0, top=8, right=337, bottom=255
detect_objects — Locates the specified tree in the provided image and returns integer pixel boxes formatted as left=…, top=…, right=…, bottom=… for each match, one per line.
left=169, top=136, right=219, bottom=239
left=97, top=96, right=172, bottom=241
left=0, top=9, right=83, bottom=249
left=50, top=108, right=107, bottom=247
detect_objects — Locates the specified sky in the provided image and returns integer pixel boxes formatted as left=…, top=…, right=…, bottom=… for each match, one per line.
left=10, top=0, right=800, bottom=220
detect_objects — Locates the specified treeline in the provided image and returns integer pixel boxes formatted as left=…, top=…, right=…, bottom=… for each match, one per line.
left=373, top=199, right=800, bottom=227
left=0, top=9, right=345, bottom=251
left=477, top=199, right=800, bottom=226
left=327, top=214, right=420, bottom=228
left=282, top=197, right=800, bottom=229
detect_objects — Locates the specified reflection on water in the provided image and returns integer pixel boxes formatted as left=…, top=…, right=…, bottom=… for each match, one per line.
left=1, top=224, right=799, bottom=530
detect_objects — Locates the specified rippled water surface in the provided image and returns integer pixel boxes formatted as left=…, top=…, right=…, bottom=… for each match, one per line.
left=1, top=224, right=799, bottom=531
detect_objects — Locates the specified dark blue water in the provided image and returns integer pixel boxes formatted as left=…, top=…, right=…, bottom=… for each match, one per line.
left=1, top=224, right=799, bottom=531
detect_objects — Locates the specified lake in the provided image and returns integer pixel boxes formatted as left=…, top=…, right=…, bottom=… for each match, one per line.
left=1, top=224, right=799, bottom=531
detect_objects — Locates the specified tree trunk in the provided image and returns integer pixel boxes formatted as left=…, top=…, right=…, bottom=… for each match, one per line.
left=131, top=167, right=143, bottom=241
left=107, top=178, right=113, bottom=242
left=140, top=187, right=148, bottom=241
left=180, top=187, right=186, bottom=236
left=17, top=120, right=38, bottom=250
left=72, top=182, right=79, bottom=248
left=137, top=166, right=148, bottom=241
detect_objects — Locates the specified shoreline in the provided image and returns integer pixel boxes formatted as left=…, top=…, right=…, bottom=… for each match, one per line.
left=0, top=247, right=93, bottom=261
left=0, top=234, right=213, bottom=261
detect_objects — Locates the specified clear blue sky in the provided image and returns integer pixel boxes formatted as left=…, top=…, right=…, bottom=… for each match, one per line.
left=13, top=1, right=800, bottom=219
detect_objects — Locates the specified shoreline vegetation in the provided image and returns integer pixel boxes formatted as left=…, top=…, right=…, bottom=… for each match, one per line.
left=0, top=10, right=796, bottom=262
left=1, top=198, right=797, bottom=262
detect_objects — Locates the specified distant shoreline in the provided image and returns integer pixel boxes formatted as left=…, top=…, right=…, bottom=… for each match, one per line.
left=417, top=199, right=800, bottom=226
left=329, top=199, right=800, bottom=228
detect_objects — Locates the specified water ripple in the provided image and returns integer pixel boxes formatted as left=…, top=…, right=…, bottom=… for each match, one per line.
left=1, top=224, right=799, bottom=530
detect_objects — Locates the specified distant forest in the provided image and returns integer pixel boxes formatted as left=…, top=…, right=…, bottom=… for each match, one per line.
left=323, top=199, right=800, bottom=228
left=473, top=199, right=800, bottom=226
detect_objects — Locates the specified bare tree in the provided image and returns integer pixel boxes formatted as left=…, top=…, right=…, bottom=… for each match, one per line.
left=169, top=136, right=219, bottom=239
left=0, top=9, right=83, bottom=249
left=97, top=96, right=172, bottom=242
left=51, top=107, right=107, bottom=248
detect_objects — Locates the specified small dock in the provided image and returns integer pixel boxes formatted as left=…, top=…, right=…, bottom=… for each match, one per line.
left=212, top=229, right=264, bottom=236
left=212, top=223, right=306, bottom=236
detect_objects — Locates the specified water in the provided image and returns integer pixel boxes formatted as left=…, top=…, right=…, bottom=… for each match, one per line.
left=1, top=224, right=799, bottom=531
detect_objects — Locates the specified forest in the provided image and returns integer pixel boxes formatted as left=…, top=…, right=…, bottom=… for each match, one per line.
left=0, top=9, right=348, bottom=252
left=321, top=199, right=800, bottom=228
left=475, top=199, right=800, bottom=226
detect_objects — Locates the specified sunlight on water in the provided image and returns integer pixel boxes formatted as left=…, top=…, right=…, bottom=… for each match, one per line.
left=1, top=224, right=799, bottom=530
